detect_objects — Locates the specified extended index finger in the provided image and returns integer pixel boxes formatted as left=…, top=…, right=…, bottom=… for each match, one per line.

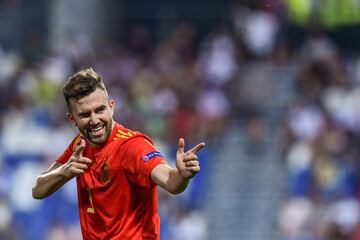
left=189, top=142, right=206, bottom=154
left=73, top=139, right=85, bottom=157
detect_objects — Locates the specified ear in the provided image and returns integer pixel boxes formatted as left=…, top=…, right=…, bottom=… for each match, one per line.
left=109, top=99, right=115, bottom=116
left=66, top=112, right=77, bottom=127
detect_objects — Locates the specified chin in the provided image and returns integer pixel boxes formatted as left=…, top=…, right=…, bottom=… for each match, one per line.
left=99, top=134, right=111, bottom=143
left=91, top=138, right=106, bottom=146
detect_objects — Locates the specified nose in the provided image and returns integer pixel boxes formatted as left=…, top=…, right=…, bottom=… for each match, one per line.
left=90, top=113, right=100, bottom=125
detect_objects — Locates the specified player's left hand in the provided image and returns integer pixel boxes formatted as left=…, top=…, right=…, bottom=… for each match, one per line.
left=176, top=138, right=205, bottom=179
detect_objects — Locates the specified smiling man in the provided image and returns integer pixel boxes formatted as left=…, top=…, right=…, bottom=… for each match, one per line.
left=32, top=68, right=205, bottom=239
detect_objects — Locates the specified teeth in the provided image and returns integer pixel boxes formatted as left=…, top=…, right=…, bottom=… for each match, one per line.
left=90, top=126, right=103, bottom=133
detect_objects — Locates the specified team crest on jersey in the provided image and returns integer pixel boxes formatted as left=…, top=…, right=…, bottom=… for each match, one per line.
left=142, top=151, right=162, bottom=162
left=99, top=162, right=110, bottom=184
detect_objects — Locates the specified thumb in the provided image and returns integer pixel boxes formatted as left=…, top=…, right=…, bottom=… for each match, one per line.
left=177, top=138, right=185, bottom=154
left=74, top=139, right=85, bottom=157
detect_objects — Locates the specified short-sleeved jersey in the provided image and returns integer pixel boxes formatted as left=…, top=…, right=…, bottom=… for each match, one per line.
left=56, top=123, right=166, bottom=239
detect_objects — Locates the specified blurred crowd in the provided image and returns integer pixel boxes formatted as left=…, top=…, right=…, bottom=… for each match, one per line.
left=0, top=0, right=360, bottom=239
left=279, top=36, right=360, bottom=239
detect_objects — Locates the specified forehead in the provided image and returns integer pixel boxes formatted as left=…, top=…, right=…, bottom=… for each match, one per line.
left=69, top=88, right=108, bottom=113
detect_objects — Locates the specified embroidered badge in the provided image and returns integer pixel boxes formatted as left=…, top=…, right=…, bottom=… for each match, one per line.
left=99, top=163, right=110, bottom=184
left=142, top=151, right=162, bottom=162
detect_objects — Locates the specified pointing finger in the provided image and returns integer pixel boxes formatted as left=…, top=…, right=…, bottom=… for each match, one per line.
left=74, top=139, right=85, bottom=157
left=189, top=142, right=205, bottom=154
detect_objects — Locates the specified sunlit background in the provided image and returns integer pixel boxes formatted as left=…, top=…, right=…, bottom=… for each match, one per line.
left=1, top=0, right=360, bottom=239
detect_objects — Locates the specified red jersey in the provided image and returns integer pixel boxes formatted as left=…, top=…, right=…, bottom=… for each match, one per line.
left=56, top=123, right=166, bottom=239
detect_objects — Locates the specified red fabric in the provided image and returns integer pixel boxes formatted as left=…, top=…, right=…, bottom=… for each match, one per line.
left=56, top=123, right=166, bottom=239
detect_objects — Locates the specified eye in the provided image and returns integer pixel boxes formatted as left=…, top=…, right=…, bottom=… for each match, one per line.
left=95, top=106, right=106, bottom=113
left=78, top=112, right=90, bottom=118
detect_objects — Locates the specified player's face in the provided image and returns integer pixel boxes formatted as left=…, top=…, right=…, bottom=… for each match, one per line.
left=67, top=88, right=115, bottom=147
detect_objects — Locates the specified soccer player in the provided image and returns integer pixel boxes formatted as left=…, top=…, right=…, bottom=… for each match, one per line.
left=32, top=68, right=205, bottom=239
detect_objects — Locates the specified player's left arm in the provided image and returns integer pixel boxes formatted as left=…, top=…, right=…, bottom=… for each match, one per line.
left=151, top=138, right=205, bottom=194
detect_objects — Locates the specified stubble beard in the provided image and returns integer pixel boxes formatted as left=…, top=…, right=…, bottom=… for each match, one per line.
left=81, top=120, right=114, bottom=147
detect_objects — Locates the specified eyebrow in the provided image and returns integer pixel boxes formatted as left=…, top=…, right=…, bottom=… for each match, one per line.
left=77, top=104, right=107, bottom=117
left=96, top=105, right=107, bottom=111
left=78, top=111, right=90, bottom=117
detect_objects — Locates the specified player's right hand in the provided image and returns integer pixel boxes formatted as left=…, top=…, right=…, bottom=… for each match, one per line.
left=61, top=139, right=92, bottom=179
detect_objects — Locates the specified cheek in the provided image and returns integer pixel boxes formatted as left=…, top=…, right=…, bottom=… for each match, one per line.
left=102, top=112, right=113, bottom=121
left=76, top=119, right=89, bottom=128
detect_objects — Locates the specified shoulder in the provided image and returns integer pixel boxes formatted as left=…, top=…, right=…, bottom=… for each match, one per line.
left=113, top=124, right=142, bottom=140
left=108, top=126, right=161, bottom=166
left=110, top=124, right=155, bottom=149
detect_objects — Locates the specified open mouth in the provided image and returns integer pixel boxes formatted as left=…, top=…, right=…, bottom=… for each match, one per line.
left=88, top=125, right=105, bottom=138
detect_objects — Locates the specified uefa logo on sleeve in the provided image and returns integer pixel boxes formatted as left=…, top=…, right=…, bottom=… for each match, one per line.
left=142, top=151, right=162, bottom=162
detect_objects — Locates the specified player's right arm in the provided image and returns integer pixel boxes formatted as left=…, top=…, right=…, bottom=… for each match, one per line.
left=32, top=139, right=91, bottom=199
